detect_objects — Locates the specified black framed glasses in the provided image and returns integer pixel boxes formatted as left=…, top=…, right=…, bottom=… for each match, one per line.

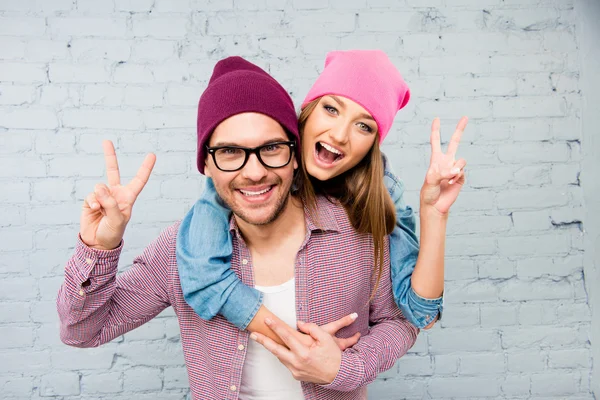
left=206, top=141, right=296, bottom=172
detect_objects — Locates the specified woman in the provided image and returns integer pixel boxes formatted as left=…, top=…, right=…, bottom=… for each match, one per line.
left=177, top=50, right=467, bottom=344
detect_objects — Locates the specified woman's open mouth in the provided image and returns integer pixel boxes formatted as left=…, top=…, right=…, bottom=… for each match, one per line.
left=315, top=141, right=345, bottom=166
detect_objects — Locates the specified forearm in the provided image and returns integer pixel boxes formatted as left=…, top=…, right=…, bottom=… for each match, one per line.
left=323, top=318, right=418, bottom=391
left=177, top=179, right=264, bottom=329
left=246, top=305, right=287, bottom=346
left=411, top=204, right=448, bottom=298
left=58, top=237, right=123, bottom=347
left=58, top=228, right=173, bottom=347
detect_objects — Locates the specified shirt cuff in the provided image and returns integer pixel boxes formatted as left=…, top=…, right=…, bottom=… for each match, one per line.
left=71, top=235, right=123, bottom=292
left=220, top=282, right=264, bottom=330
left=320, top=351, right=362, bottom=392
left=408, top=288, right=444, bottom=324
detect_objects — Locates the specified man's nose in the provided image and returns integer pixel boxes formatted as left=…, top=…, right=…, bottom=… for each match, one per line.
left=241, top=153, right=268, bottom=181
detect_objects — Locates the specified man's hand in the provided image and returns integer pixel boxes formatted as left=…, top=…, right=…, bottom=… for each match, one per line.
left=80, top=140, right=156, bottom=250
left=250, top=317, right=352, bottom=385
left=289, top=313, right=360, bottom=351
left=316, top=313, right=360, bottom=350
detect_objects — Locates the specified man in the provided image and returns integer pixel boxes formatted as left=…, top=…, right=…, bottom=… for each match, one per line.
left=57, top=56, right=418, bottom=399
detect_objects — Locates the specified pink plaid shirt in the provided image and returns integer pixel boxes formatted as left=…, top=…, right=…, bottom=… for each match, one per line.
left=57, top=196, right=418, bottom=400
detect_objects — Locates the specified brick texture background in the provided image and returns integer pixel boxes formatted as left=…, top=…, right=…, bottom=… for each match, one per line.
left=0, top=0, right=597, bottom=398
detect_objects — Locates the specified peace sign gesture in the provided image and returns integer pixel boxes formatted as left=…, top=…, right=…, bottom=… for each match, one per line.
left=420, top=117, right=468, bottom=215
left=80, top=140, right=156, bottom=250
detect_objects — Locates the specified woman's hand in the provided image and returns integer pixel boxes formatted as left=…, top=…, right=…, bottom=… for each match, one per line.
left=420, top=117, right=468, bottom=215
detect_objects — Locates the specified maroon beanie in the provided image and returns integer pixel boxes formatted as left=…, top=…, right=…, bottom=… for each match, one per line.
left=196, top=56, right=299, bottom=174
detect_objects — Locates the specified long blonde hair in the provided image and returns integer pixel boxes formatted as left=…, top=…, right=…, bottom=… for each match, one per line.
left=294, top=98, right=396, bottom=298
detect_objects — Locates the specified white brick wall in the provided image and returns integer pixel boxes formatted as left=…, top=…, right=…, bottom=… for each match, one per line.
left=0, top=0, right=596, bottom=399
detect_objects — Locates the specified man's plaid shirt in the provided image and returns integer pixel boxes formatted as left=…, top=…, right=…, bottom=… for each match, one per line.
left=57, top=196, right=418, bottom=399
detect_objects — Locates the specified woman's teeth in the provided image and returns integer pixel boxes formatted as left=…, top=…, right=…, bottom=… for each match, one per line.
left=239, top=187, right=271, bottom=196
left=319, top=142, right=342, bottom=155
left=316, top=141, right=344, bottom=164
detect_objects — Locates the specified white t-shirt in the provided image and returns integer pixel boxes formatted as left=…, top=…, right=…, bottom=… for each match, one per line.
left=239, top=278, right=305, bottom=400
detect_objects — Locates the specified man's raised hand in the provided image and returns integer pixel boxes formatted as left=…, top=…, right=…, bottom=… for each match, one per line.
left=80, top=140, right=156, bottom=250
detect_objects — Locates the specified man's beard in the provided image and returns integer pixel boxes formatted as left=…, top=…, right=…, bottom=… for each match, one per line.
left=233, top=188, right=291, bottom=226
left=223, top=176, right=293, bottom=227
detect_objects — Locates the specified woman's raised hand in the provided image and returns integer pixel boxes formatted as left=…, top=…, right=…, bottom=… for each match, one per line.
left=80, top=140, right=156, bottom=250
left=420, top=117, right=468, bottom=215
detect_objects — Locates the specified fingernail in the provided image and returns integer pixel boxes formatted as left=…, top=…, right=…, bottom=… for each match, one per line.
left=297, top=320, right=305, bottom=325
left=250, top=333, right=257, bottom=341
left=97, top=187, right=107, bottom=197
left=265, top=318, right=272, bottom=326
left=350, top=313, right=358, bottom=320
left=451, top=168, right=460, bottom=175
left=449, top=179, right=454, bottom=185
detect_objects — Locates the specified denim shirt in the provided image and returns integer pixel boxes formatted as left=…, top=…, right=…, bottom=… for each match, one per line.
left=177, top=158, right=443, bottom=330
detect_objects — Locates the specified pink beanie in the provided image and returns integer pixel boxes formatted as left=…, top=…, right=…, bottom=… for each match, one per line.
left=302, top=50, right=410, bottom=143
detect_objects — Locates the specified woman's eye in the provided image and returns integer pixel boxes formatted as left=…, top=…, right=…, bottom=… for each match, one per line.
left=323, top=105, right=338, bottom=115
left=357, top=122, right=373, bottom=133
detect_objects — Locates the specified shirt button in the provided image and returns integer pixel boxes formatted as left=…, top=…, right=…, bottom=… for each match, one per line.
left=85, top=258, right=93, bottom=265
left=238, top=344, right=244, bottom=350
left=298, top=303, right=303, bottom=310
left=242, top=259, right=248, bottom=265
left=79, top=289, right=84, bottom=296
left=230, top=385, right=237, bottom=391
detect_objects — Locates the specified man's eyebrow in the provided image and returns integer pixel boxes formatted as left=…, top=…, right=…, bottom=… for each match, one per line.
left=211, top=137, right=290, bottom=147
left=211, top=141, right=242, bottom=147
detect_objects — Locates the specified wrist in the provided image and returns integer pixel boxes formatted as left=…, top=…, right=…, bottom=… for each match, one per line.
left=326, top=351, right=342, bottom=384
left=79, top=233, right=121, bottom=251
left=419, top=203, right=449, bottom=221
left=91, top=243, right=121, bottom=251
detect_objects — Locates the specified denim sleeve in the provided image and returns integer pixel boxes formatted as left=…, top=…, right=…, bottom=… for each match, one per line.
left=176, top=178, right=263, bottom=330
left=383, top=154, right=443, bottom=328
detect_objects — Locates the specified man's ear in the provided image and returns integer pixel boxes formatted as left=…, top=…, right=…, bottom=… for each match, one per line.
left=204, top=159, right=212, bottom=177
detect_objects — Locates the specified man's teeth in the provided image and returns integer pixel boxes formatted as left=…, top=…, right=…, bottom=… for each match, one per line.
left=239, top=187, right=271, bottom=196
left=320, top=142, right=342, bottom=155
